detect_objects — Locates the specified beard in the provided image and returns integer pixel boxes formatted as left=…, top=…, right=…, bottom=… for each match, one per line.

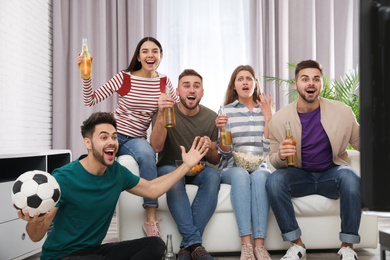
left=296, top=85, right=320, bottom=103
left=179, top=96, right=201, bottom=110
left=91, top=142, right=116, bottom=167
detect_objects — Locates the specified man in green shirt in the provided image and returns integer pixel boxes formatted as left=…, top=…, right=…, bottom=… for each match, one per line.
left=17, top=112, right=208, bottom=260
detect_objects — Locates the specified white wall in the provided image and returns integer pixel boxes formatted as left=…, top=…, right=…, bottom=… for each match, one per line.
left=0, top=0, right=52, bottom=153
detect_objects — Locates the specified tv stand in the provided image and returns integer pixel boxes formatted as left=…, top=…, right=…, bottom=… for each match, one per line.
left=0, top=150, right=71, bottom=260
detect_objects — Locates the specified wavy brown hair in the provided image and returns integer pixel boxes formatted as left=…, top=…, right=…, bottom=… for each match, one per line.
left=223, top=65, right=262, bottom=106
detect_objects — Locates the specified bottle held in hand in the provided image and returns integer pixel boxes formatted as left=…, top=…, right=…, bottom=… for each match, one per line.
left=220, top=106, right=232, bottom=146
left=285, top=121, right=297, bottom=166
left=80, top=38, right=91, bottom=79
left=163, top=86, right=176, bottom=127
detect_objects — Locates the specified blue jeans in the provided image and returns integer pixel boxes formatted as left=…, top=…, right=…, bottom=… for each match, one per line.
left=222, top=167, right=271, bottom=239
left=266, top=165, right=361, bottom=244
left=157, top=165, right=221, bottom=248
left=117, top=133, right=158, bottom=208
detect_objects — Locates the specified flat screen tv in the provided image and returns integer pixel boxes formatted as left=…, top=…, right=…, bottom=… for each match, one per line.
left=360, top=0, right=390, bottom=212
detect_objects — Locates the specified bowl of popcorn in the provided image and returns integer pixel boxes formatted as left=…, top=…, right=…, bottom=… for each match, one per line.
left=175, top=160, right=206, bottom=176
left=232, top=146, right=268, bottom=173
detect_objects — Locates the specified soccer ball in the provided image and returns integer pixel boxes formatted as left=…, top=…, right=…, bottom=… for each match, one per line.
left=11, top=170, right=61, bottom=217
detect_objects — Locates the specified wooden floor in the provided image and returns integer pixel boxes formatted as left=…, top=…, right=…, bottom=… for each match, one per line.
left=23, top=215, right=390, bottom=260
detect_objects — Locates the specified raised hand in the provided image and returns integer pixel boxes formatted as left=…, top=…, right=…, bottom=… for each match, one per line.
left=181, top=136, right=208, bottom=169
left=256, top=92, right=274, bottom=122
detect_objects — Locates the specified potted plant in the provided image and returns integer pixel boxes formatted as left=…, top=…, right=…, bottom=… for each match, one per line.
left=264, top=62, right=360, bottom=123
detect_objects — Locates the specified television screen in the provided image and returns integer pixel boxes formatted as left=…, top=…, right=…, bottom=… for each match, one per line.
left=360, top=0, right=390, bottom=212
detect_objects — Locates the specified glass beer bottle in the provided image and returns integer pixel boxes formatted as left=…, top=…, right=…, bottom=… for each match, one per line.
left=220, top=106, right=232, bottom=146
left=80, top=38, right=91, bottom=79
left=164, top=234, right=175, bottom=260
left=285, top=121, right=297, bottom=166
left=163, top=86, right=176, bottom=127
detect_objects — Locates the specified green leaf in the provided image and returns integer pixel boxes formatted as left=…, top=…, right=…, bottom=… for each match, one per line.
left=264, top=64, right=360, bottom=126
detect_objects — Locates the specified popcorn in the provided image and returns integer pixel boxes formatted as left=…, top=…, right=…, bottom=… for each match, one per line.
left=232, top=150, right=265, bottom=173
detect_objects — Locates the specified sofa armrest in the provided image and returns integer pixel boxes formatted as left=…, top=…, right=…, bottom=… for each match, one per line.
left=347, top=149, right=360, bottom=176
left=117, top=155, right=140, bottom=176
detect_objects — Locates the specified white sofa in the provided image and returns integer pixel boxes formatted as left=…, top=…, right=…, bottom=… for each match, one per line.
left=116, top=150, right=378, bottom=253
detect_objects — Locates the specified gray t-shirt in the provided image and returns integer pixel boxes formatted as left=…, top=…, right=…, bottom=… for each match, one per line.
left=152, top=104, right=218, bottom=166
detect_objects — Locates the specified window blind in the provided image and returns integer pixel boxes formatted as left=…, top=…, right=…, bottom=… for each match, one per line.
left=0, top=0, right=52, bottom=152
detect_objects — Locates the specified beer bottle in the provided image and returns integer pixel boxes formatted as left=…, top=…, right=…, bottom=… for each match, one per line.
left=285, top=121, right=297, bottom=166
left=220, top=106, right=233, bottom=146
left=164, top=234, right=175, bottom=260
left=163, top=86, right=176, bottom=127
left=80, top=38, right=91, bottom=79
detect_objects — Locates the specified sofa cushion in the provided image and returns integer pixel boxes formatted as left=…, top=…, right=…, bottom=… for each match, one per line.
left=157, top=184, right=233, bottom=213
left=156, top=183, right=340, bottom=216
left=118, top=155, right=139, bottom=175
left=292, top=195, right=339, bottom=216
left=117, top=154, right=348, bottom=217
left=116, top=152, right=378, bottom=251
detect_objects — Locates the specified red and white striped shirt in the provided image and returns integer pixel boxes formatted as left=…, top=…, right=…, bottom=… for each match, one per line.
left=83, top=71, right=179, bottom=139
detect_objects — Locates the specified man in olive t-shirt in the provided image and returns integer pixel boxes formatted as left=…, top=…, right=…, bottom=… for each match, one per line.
left=150, top=69, right=221, bottom=260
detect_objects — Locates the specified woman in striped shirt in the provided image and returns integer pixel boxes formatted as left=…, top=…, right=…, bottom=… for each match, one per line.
left=78, top=37, right=179, bottom=238
left=215, top=65, right=273, bottom=260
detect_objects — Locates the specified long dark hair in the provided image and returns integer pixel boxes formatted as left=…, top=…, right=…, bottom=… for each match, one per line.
left=224, top=65, right=262, bottom=106
left=124, top=37, right=163, bottom=72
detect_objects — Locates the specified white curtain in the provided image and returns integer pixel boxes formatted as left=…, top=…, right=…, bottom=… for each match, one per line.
left=52, top=0, right=157, bottom=157
left=156, top=0, right=359, bottom=111
left=52, top=0, right=359, bottom=157
left=156, top=0, right=252, bottom=112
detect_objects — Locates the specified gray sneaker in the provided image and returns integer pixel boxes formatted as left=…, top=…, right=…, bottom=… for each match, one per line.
left=191, top=246, right=214, bottom=260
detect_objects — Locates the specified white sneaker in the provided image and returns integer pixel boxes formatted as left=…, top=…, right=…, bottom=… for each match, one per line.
left=281, top=243, right=306, bottom=260
left=338, top=246, right=358, bottom=260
